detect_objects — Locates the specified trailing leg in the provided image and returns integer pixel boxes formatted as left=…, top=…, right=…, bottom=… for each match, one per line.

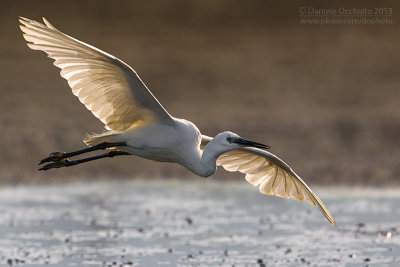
left=38, top=151, right=130, bottom=171
left=38, top=142, right=127, bottom=165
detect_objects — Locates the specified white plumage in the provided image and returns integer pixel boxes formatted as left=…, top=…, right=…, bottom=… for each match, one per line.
left=20, top=17, right=336, bottom=226
left=20, top=17, right=172, bottom=131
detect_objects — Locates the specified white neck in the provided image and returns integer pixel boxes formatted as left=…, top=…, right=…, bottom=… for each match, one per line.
left=187, top=140, right=229, bottom=177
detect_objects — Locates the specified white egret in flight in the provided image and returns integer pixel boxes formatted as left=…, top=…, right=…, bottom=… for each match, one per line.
left=19, top=17, right=336, bottom=226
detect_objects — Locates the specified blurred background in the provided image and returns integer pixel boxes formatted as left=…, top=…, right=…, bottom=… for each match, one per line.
left=0, top=0, right=399, bottom=185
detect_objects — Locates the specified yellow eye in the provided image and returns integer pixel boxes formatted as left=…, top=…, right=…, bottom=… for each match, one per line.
left=226, top=137, right=234, bottom=143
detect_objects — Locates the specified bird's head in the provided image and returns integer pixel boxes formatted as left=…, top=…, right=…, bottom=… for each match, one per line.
left=213, top=132, right=270, bottom=150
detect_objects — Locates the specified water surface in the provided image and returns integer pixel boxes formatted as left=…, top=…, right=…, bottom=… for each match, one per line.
left=0, top=180, right=399, bottom=266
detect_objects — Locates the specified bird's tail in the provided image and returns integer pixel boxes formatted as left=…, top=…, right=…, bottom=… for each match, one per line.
left=83, top=131, right=121, bottom=146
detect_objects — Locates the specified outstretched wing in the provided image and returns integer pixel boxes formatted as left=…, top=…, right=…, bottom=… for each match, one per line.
left=201, top=135, right=336, bottom=226
left=19, top=17, right=174, bottom=131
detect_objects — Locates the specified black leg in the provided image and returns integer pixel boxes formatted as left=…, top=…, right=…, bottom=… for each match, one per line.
left=39, top=151, right=130, bottom=171
left=38, top=142, right=127, bottom=165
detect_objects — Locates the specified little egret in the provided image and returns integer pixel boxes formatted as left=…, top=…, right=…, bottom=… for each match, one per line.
left=19, top=17, right=336, bottom=226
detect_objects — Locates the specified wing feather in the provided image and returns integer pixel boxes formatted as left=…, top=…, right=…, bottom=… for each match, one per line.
left=201, top=135, right=336, bottom=226
left=19, top=17, right=174, bottom=131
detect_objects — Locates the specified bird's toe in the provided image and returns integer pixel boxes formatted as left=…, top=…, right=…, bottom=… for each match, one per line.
left=38, top=152, right=67, bottom=165
left=38, top=159, right=71, bottom=171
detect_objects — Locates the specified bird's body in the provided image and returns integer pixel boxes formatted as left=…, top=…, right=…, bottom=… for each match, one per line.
left=92, top=118, right=214, bottom=176
left=19, top=17, right=336, bottom=226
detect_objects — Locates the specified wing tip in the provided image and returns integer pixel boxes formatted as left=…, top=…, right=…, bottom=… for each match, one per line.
left=18, top=16, right=39, bottom=26
left=42, top=17, right=57, bottom=30
left=317, top=201, right=337, bottom=226
left=18, top=17, right=30, bottom=28
left=327, top=216, right=337, bottom=226
left=18, top=16, right=28, bottom=22
left=325, top=209, right=337, bottom=226
left=18, top=16, right=56, bottom=31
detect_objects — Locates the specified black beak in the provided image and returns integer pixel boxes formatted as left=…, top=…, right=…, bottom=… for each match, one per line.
left=234, top=138, right=270, bottom=149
